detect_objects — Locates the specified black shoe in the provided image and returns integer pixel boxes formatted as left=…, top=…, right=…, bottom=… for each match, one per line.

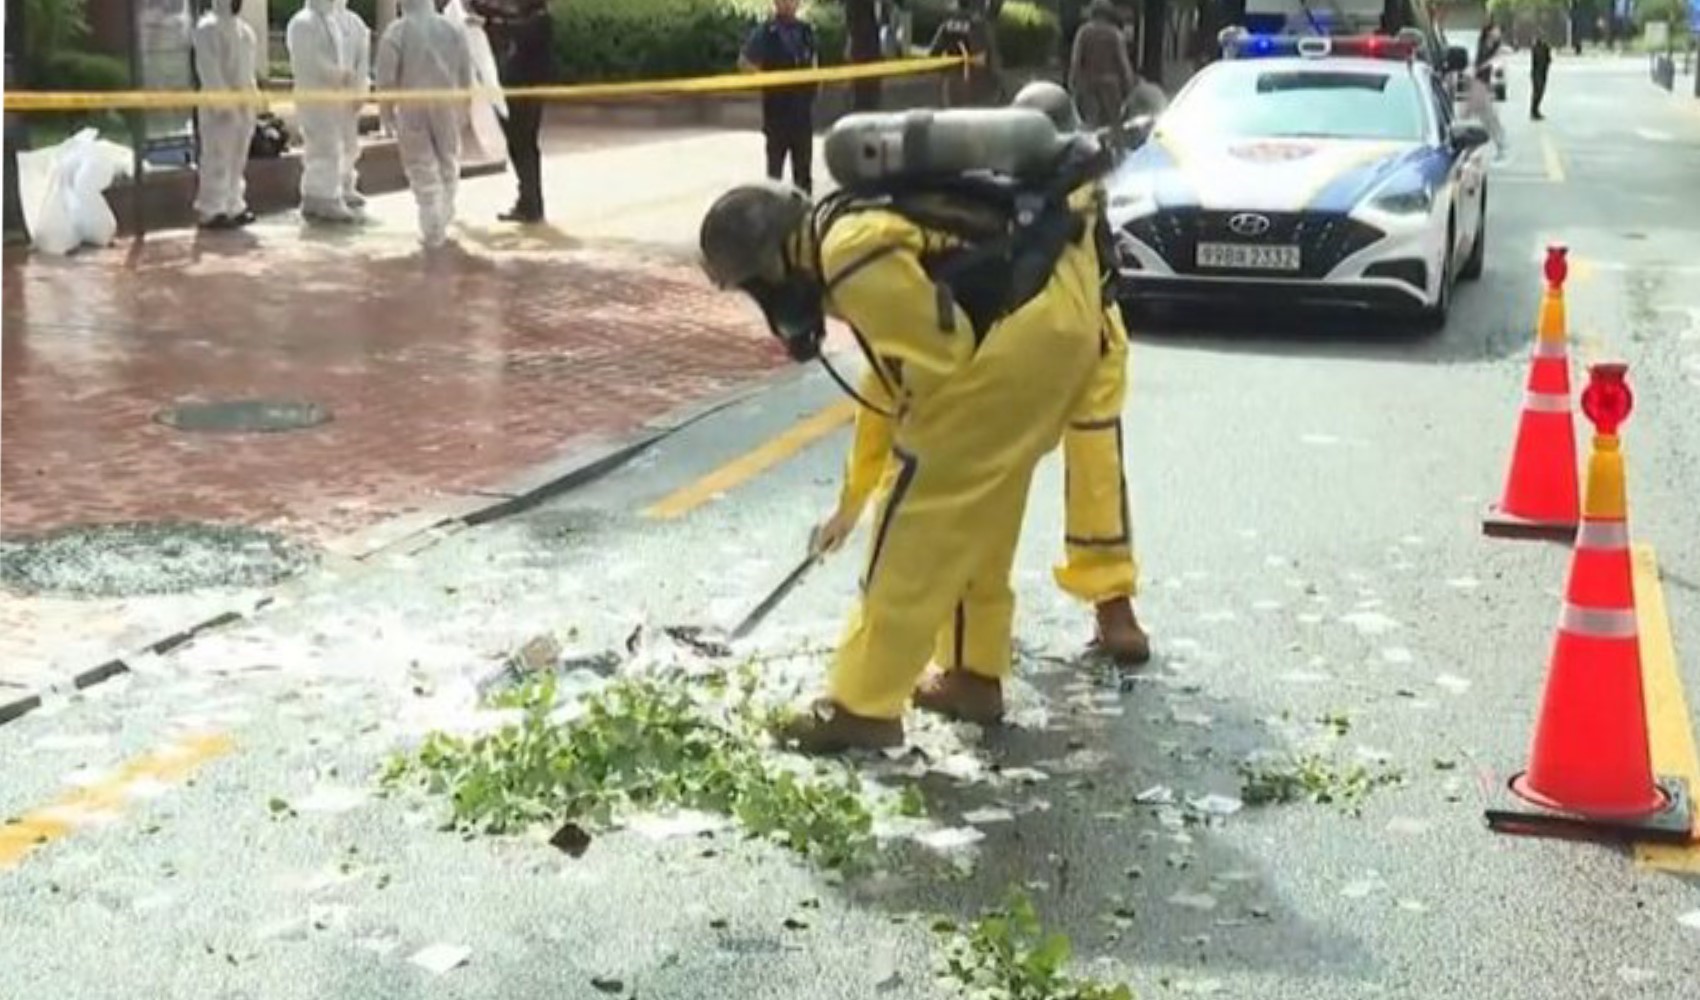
left=198, top=214, right=233, bottom=230
left=1532, top=112, right=1545, bottom=121
left=231, top=209, right=257, bottom=226
left=498, top=207, right=543, bottom=224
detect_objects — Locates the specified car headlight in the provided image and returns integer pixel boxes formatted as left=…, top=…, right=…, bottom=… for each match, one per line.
left=1106, top=186, right=1157, bottom=228
left=1370, top=186, right=1433, bottom=215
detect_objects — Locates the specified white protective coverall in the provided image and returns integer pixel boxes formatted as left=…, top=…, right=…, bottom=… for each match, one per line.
left=287, top=0, right=358, bottom=219
left=333, top=0, right=372, bottom=205
left=191, top=0, right=260, bottom=224
left=376, top=0, right=474, bottom=245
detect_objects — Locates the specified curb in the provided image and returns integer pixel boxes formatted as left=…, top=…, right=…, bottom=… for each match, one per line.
left=0, top=356, right=826, bottom=729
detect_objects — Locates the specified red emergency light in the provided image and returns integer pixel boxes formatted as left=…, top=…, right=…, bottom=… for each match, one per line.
left=1220, top=27, right=1423, bottom=63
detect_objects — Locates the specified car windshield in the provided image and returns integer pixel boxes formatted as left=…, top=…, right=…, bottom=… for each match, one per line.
left=1168, top=62, right=1428, bottom=142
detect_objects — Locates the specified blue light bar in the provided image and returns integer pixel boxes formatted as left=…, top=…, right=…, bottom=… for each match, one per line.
left=1217, top=28, right=1421, bottom=62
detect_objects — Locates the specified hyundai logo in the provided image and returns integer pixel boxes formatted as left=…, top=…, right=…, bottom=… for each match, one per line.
left=1227, top=212, right=1273, bottom=237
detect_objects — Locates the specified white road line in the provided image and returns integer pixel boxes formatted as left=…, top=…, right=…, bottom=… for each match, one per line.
left=1635, top=127, right=1675, bottom=142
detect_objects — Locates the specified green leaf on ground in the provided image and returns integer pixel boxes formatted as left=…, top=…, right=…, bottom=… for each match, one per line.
left=1237, top=750, right=1404, bottom=817
left=932, top=887, right=1136, bottom=1000
left=380, top=672, right=883, bottom=869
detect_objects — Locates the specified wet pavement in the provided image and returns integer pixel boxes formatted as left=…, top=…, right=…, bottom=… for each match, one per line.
left=3, top=56, right=1700, bottom=1000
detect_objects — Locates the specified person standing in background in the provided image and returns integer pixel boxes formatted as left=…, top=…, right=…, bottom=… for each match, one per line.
left=1530, top=31, right=1552, bottom=121
left=1068, top=0, right=1134, bottom=129
left=191, top=0, right=260, bottom=229
left=473, top=0, right=556, bottom=223
left=740, top=0, right=819, bottom=194
left=331, top=0, right=371, bottom=210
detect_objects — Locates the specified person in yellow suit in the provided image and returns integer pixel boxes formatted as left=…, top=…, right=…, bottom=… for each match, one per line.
left=699, top=131, right=1111, bottom=753
left=814, top=80, right=1151, bottom=681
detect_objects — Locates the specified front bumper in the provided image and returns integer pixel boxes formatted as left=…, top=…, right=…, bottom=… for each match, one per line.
left=1114, top=206, right=1441, bottom=312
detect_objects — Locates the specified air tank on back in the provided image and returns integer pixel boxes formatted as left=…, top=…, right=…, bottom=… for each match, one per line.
left=824, top=107, right=1071, bottom=191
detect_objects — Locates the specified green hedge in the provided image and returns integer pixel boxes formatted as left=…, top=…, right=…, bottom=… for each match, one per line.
left=550, top=0, right=1058, bottom=84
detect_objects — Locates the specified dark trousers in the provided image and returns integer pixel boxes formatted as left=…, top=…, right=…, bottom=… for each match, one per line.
left=1531, top=72, right=1548, bottom=116
left=762, top=100, right=814, bottom=194
left=502, top=96, right=545, bottom=215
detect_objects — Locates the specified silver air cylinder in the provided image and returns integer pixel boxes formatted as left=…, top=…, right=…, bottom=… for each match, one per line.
left=824, top=107, right=1069, bottom=190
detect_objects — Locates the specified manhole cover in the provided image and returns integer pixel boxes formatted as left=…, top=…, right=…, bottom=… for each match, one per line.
left=0, top=521, right=318, bottom=597
left=155, top=399, right=331, bottom=433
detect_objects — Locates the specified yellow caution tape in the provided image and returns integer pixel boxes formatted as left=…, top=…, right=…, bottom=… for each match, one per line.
left=3, top=54, right=982, bottom=114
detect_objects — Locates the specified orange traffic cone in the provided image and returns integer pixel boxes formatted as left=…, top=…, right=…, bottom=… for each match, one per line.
left=1482, top=245, right=1581, bottom=541
left=1485, top=362, right=1692, bottom=843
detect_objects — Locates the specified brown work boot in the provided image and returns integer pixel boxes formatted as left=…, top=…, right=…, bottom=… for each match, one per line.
left=773, top=698, right=904, bottom=755
left=913, top=668, right=1005, bottom=725
left=1093, top=598, right=1152, bottom=666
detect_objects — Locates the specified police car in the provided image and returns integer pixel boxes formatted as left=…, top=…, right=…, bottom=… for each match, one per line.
left=1105, top=29, right=1493, bottom=328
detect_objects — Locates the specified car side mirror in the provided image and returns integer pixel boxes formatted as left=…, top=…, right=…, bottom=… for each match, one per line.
left=1450, top=120, right=1491, bottom=152
left=1444, top=45, right=1470, bottom=73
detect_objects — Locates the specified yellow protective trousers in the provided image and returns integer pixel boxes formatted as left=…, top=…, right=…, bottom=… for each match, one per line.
left=816, top=202, right=1104, bottom=721
left=1053, top=301, right=1139, bottom=605
left=834, top=302, right=1139, bottom=632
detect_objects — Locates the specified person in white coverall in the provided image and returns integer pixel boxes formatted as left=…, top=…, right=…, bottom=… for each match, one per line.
left=333, top=0, right=372, bottom=207
left=287, top=0, right=360, bottom=221
left=376, top=0, right=473, bottom=247
left=191, top=0, right=260, bottom=229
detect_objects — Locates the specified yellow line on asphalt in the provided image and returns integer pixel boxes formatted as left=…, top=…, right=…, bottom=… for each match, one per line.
left=643, top=400, right=858, bottom=520
left=1540, top=134, right=1566, bottom=183
left=0, top=730, right=234, bottom=872
left=1632, top=545, right=1700, bottom=870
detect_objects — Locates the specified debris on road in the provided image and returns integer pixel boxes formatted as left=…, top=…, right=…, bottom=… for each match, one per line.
left=932, top=888, right=1132, bottom=1000
left=1237, top=750, right=1404, bottom=816
left=381, top=669, right=893, bottom=870
left=408, top=943, right=472, bottom=975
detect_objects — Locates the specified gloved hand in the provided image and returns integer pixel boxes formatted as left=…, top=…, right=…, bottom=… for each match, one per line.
left=811, top=506, right=862, bottom=556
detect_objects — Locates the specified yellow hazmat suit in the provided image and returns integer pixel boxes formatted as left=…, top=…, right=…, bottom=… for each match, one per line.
left=829, top=225, right=1139, bottom=663
left=817, top=189, right=1106, bottom=721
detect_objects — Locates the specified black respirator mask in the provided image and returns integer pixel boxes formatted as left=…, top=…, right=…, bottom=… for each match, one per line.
left=740, top=273, right=826, bottom=363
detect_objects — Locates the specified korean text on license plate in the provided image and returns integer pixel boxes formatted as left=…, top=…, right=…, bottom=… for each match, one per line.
left=1196, top=242, right=1301, bottom=271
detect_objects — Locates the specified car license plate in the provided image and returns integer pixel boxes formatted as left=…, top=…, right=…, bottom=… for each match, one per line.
left=1196, top=242, right=1301, bottom=272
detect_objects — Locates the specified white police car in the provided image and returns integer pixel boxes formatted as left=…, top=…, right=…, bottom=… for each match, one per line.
left=1106, top=29, right=1493, bottom=328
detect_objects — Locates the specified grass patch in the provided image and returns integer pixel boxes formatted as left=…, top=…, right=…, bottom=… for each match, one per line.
left=1237, top=750, right=1404, bottom=817
left=932, top=888, right=1134, bottom=1000
left=380, top=669, right=901, bottom=870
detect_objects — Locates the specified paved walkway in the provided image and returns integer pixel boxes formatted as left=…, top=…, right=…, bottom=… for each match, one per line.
left=1, top=124, right=844, bottom=708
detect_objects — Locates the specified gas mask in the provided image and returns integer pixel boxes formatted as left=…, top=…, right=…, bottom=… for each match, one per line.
left=740, top=271, right=826, bottom=363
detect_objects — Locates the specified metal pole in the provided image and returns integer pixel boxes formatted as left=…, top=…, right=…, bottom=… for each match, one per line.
left=128, top=0, right=147, bottom=239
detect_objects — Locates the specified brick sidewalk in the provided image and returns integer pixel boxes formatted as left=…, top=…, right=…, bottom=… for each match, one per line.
left=0, top=126, right=843, bottom=709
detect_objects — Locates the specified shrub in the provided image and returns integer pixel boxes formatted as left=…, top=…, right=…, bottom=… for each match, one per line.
left=996, top=1, right=1061, bottom=68
left=547, top=0, right=1056, bottom=85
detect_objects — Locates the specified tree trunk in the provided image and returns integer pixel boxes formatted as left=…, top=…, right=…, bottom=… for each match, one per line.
left=845, top=0, right=882, bottom=111
left=1140, top=0, right=1167, bottom=83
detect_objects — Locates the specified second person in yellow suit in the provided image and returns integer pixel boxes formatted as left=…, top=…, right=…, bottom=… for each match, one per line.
left=699, top=148, right=1112, bottom=753
left=814, top=79, right=1151, bottom=677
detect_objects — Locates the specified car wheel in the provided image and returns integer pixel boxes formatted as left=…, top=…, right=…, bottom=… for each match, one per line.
left=1417, top=223, right=1455, bottom=331
left=1459, top=188, right=1487, bottom=281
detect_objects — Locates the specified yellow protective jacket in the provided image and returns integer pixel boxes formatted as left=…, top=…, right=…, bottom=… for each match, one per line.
left=823, top=180, right=1117, bottom=522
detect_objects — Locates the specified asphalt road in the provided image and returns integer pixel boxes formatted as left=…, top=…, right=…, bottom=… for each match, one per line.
left=4, top=57, right=1700, bottom=1000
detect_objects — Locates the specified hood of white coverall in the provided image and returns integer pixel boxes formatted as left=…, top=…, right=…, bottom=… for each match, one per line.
left=399, top=0, right=434, bottom=15
left=307, top=0, right=335, bottom=16
left=211, top=0, right=236, bottom=17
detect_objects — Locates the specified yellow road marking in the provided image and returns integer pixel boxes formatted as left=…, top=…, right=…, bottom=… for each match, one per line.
left=1632, top=545, right=1700, bottom=870
left=1540, top=134, right=1566, bottom=184
left=643, top=401, right=858, bottom=520
left=0, top=730, right=234, bottom=872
